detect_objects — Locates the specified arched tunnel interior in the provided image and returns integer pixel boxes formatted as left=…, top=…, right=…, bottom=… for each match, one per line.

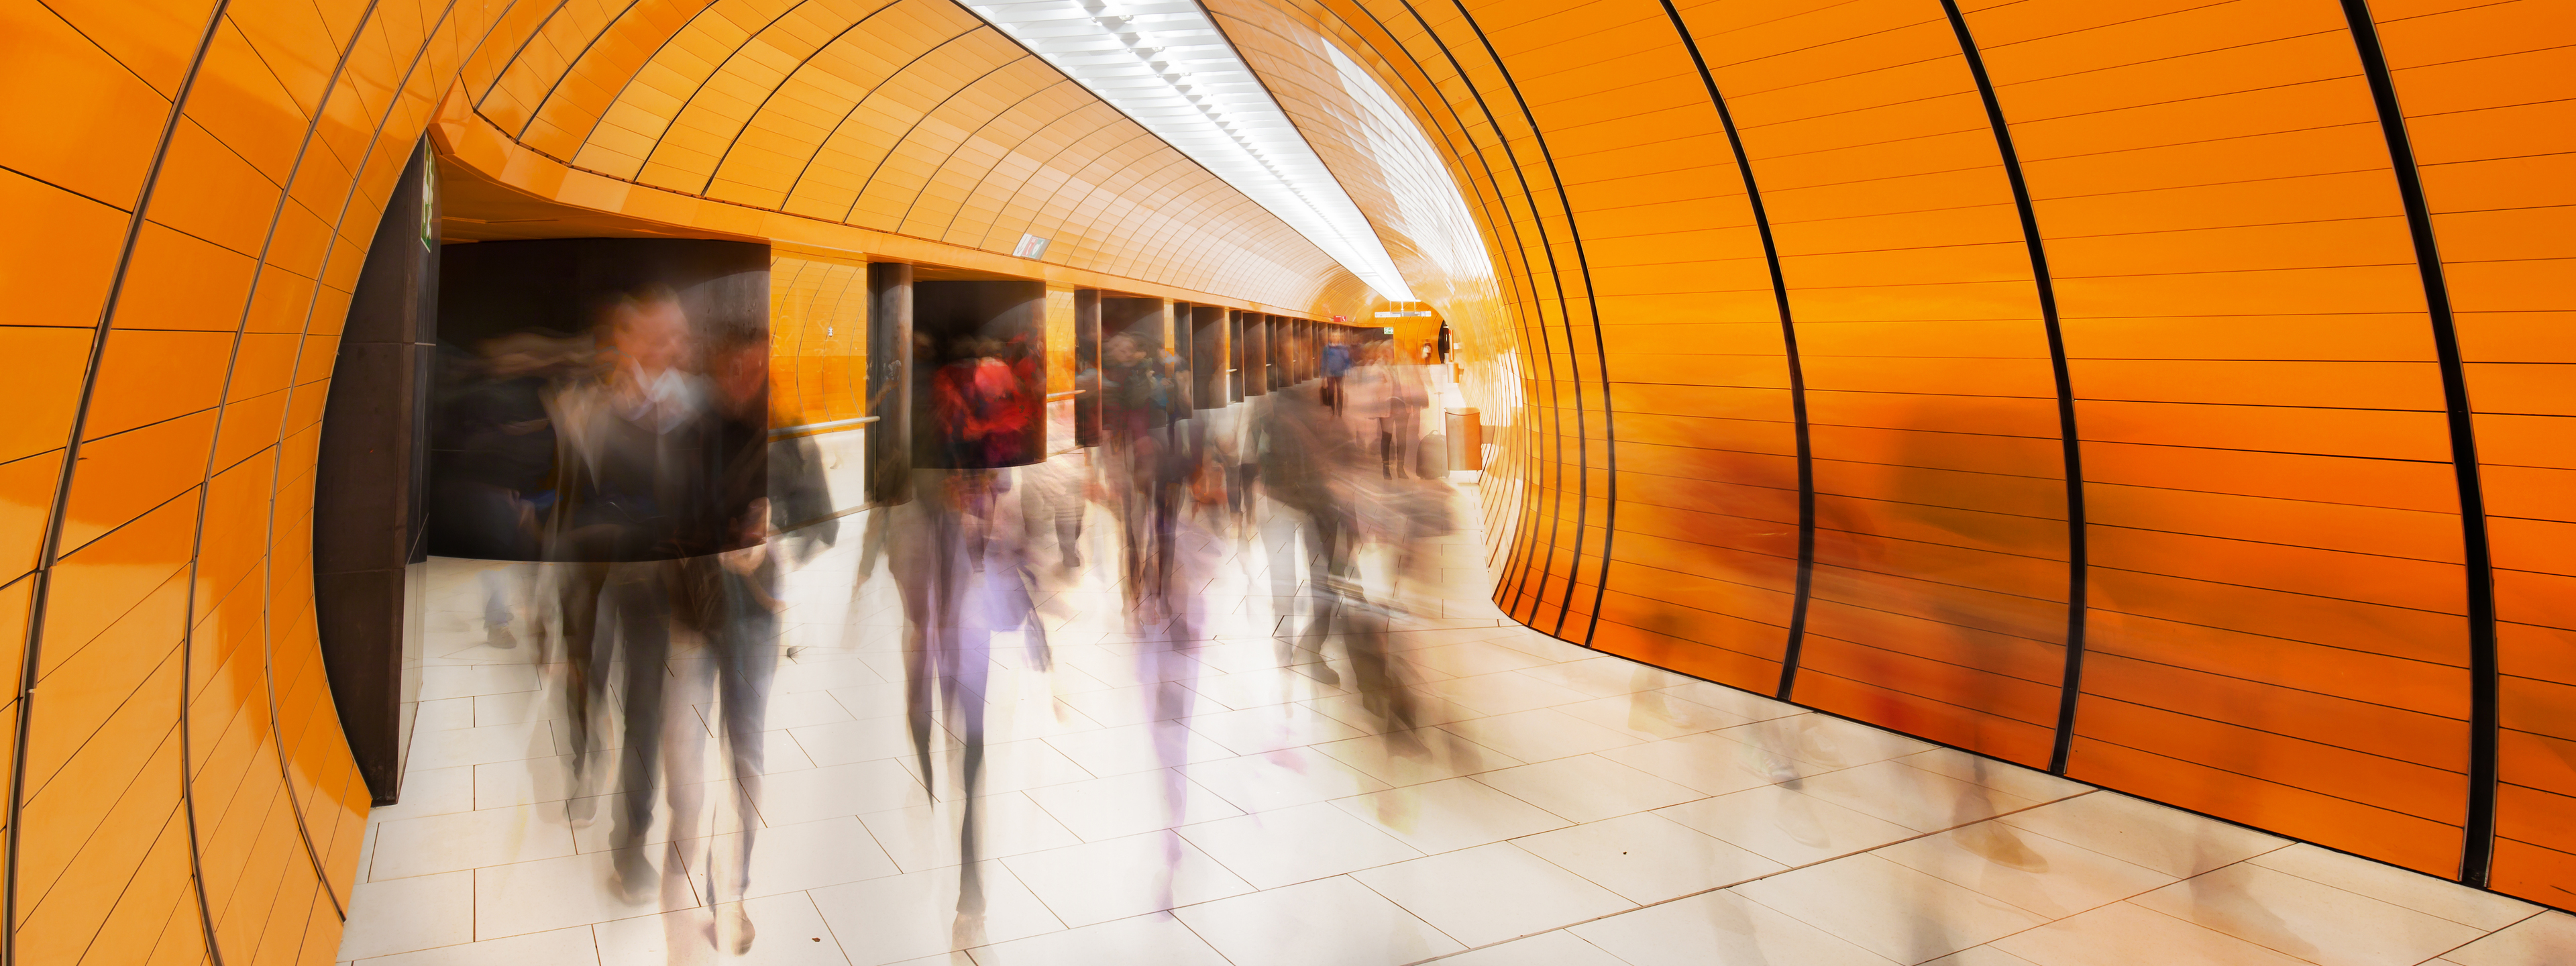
left=0, top=0, right=2567, bottom=962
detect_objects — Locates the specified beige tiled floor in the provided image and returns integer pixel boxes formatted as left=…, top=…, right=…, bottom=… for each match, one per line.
left=339, top=473, right=2573, bottom=965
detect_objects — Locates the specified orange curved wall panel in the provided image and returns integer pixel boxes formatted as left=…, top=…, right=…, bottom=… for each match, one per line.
left=0, top=0, right=469, bottom=959
left=771, top=255, right=871, bottom=427
left=2384, top=0, right=2576, bottom=902
left=0, top=0, right=1364, bottom=960
left=1260, top=0, right=2571, bottom=905
left=4, top=1, right=2567, bottom=957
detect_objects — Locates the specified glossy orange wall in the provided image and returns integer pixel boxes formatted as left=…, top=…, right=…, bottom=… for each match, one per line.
left=5, top=3, right=2566, bottom=960
left=0, top=0, right=1360, bottom=961
left=771, top=256, right=871, bottom=427
left=1230, top=0, right=2571, bottom=906
left=0, top=0, right=454, bottom=959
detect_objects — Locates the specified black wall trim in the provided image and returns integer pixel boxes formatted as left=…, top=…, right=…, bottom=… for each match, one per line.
left=1333, top=1, right=1547, bottom=613
left=1937, top=1, right=2090, bottom=775
left=289, top=2, right=471, bottom=920
left=1447, top=1, right=1616, bottom=645
left=1389, top=0, right=1570, bottom=627
left=1652, top=1, right=1819, bottom=702
left=2336, top=0, right=2498, bottom=886
left=6, top=5, right=237, bottom=963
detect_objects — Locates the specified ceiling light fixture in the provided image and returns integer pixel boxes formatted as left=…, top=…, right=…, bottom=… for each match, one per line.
left=958, top=0, right=1418, bottom=301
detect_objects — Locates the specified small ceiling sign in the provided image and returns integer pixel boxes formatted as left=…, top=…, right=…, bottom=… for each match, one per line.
left=1012, top=233, right=1051, bottom=260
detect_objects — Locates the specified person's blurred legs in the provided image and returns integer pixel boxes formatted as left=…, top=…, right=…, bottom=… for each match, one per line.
left=941, top=625, right=992, bottom=916
left=555, top=560, right=610, bottom=801
left=608, top=561, right=675, bottom=896
left=478, top=568, right=518, bottom=647
left=708, top=572, right=777, bottom=953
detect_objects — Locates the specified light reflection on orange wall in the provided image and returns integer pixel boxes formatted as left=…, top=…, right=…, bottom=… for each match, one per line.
left=771, top=256, right=871, bottom=427
left=1275, top=0, right=2573, bottom=903
left=3, top=0, right=2567, bottom=947
left=0, top=0, right=1365, bottom=959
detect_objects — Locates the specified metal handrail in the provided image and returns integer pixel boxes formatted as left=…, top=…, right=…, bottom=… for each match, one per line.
left=768, top=415, right=877, bottom=439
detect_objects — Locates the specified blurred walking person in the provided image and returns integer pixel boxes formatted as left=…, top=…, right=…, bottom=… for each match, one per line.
left=432, top=333, right=578, bottom=647
left=539, top=286, right=736, bottom=904
left=656, top=325, right=781, bottom=956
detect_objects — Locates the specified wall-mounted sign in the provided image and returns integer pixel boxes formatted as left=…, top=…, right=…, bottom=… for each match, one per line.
left=1375, top=310, right=1432, bottom=317
left=1012, top=233, right=1052, bottom=260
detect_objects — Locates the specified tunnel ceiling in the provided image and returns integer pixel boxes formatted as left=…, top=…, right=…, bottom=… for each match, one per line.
left=469, top=0, right=1375, bottom=312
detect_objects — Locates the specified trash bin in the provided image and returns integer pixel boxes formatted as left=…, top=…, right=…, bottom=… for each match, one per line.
left=1444, top=408, right=1481, bottom=472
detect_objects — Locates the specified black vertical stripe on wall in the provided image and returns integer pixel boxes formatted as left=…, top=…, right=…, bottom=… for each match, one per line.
left=7, top=5, right=237, bottom=963
left=1402, top=0, right=1550, bottom=626
left=1936, top=0, right=2091, bottom=775
left=1652, top=0, right=1818, bottom=700
left=1334, top=2, right=1547, bottom=600
left=1447, top=1, right=1615, bottom=644
left=1329, top=3, right=1546, bottom=595
left=267, top=8, right=478, bottom=933
left=1390, top=0, right=1574, bottom=629
left=273, top=0, right=474, bottom=919
left=2335, top=0, right=2499, bottom=888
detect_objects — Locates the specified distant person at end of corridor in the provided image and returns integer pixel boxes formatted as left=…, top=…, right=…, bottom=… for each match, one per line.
left=1321, top=339, right=1352, bottom=415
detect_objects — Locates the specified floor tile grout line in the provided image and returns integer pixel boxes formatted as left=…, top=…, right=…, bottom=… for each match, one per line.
left=2244, top=844, right=2550, bottom=933
left=377, top=503, right=2568, bottom=966
left=1337, top=870, right=1481, bottom=960
left=812, top=737, right=2080, bottom=962
left=1833, top=836, right=2320, bottom=966
left=798, top=888, right=863, bottom=966
left=2409, top=906, right=2544, bottom=965
left=2098, top=843, right=2532, bottom=966
left=1162, top=899, right=1246, bottom=966
left=1401, top=788, right=2102, bottom=965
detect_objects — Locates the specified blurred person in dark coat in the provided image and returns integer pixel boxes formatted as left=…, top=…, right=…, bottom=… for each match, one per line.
left=658, top=324, right=779, bottom=955
left=539, top=286, right=746, bottom=904
left=435, top=332, right=581, bottom=647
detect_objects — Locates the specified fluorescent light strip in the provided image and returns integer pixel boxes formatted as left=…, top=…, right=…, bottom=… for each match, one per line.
left=959, top=0, right=1418, bottom=301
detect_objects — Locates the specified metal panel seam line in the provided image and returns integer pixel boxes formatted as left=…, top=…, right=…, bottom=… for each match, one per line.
left=5, top=3, right=236, bottom=963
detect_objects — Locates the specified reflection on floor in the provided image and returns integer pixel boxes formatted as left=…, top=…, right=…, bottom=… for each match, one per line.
left=336, top=478, right=2574, bottom=966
